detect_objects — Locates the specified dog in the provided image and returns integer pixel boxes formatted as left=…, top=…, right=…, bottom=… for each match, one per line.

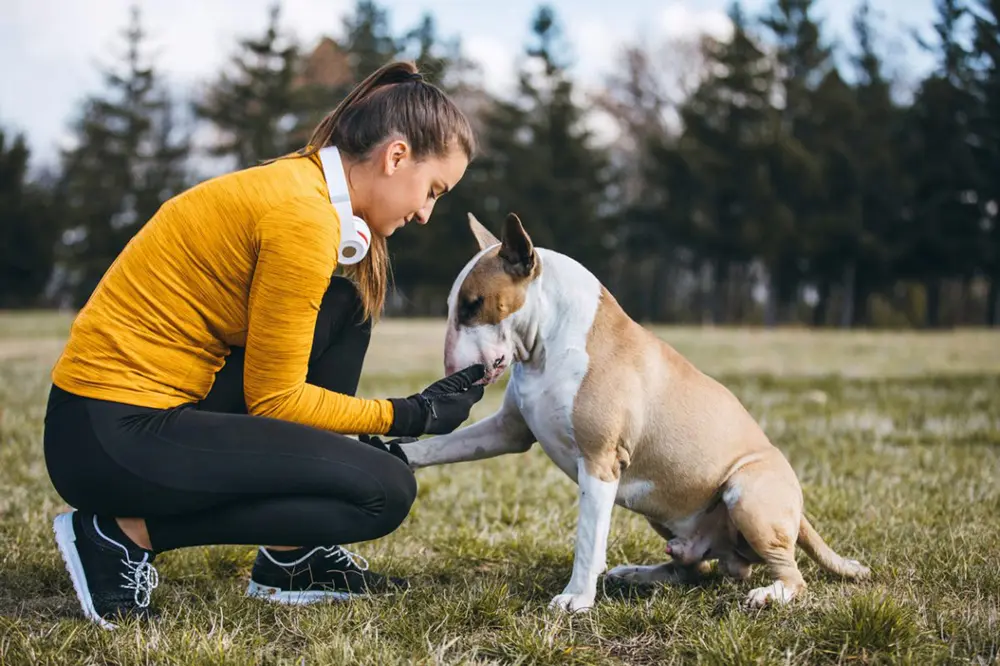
left=400, top=212, right=871, bottom=612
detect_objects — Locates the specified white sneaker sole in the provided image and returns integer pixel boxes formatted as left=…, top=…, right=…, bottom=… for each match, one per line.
left=53, top=512, right=116, bottom=630
left=245, top=580, right=354, bottom=605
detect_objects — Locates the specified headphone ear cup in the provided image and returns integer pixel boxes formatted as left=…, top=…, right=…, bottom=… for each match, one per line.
left=338, top=216, right=371, bottom=265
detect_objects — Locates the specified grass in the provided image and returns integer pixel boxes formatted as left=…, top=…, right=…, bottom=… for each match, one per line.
left=1, top=311, right=998, bottom=665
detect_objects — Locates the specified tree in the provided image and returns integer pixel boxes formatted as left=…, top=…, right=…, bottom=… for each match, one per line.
left=194, top=3, right=300, bottom=168
left=970, top=0, right=1000, bottom=324
left=901, top=0, right=980, bottom=327
left=341, top=0, right=403, bottom=81
left=597, top=29, right=712, bottom=319
left=802, top=68, right=863, bottom=326
left=290, top=1, right=405, bottom=159
left=57, top=5, right=190, bottom=306
left=759, top=0, right=835, bottom=325
left=387, top=6, right=613, bottom=314
left=0, top=129, right=60, bottom=307
left=814, top=0, right=906, bottom=328
left=476, top=6, right=612, bottom=274
left=640, top=1, right=781, bottom=323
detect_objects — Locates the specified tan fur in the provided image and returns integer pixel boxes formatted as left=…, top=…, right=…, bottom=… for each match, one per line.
left=455, top=214, right=539, bottom=327
left=570, top=284, right=869, bottom=606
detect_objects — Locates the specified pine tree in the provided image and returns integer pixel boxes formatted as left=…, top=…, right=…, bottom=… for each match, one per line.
left=291, top=1, right=404, bottom=161
left=57, top=5, right=190, bottom=306
left=194, top=3, right=300, bottom=168
left=902, top=0, right=980, bottom=327
left=402, top=14, right=449, bottom=85
left=341, top=1, right=402, bottom=81
left=470, top=6, right=612, bottom=276
left=374, top=9, right=482, bottom=313
left=802, top=68, right=862, bottom=326
left=0, top=129, right=60, bottom=307
left=387, top=7, right=615, bottom=313
left=970, top=0, right=1000, bottom=324
left=759, top=0, right=834, bottom=324
left=816, top=0, right=905, bottom=327
left=646, top=1, right=780, bottom=323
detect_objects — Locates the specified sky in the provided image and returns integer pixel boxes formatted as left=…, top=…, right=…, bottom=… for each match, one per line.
left=1, top=0, right=940, bottom=171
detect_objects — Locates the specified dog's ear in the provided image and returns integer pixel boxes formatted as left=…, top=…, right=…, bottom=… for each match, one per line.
left=467, top=212, right=500, bottom=251
left=499, top=213, right=536, bottom=278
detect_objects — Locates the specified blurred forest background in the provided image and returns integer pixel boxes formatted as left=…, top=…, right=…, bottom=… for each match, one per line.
left=2, top=0, right=999, bottom=328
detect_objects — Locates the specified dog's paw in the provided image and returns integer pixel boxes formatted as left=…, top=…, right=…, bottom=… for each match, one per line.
left=549, top=593, right=595, bottom=613
left=744, top=581, right=795, bottom=608
left=606, top=562, right=705, bottom=586
left=844, top=559, right=872, bottom=579
left=606, top=564, right=646, bottom=584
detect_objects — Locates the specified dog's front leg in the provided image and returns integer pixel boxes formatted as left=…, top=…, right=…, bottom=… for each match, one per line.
left=550, top=457, right=620, bottom=613
left=399, top=389, right=535, bottom=469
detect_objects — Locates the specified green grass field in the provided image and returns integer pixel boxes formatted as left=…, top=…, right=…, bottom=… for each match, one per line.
left=1, top=311, right=998, bottom=665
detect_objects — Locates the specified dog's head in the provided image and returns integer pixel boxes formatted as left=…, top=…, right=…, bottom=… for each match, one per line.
left=444, top=212, right=542, bottom=384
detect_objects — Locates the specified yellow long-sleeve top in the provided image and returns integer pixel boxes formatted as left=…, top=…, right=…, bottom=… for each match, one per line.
left=51, top=152, right=395, bottom=435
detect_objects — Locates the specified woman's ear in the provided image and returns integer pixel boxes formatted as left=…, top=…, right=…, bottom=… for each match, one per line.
left=382, top=139, right=410, bottom=175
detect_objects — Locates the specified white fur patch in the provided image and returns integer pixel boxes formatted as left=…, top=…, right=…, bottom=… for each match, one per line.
left=745, top=581, right=795, bottom=607
left=722, top=482, right=742, bottom=509
left=510, top=249, right=602, bottom=479
left=444, top=243, right=511, bottom=376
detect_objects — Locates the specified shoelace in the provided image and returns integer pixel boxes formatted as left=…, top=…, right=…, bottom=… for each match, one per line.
left=119, top=553, right=159, bottom=607
left=323, top=545, right=369, bottom=572
left=90, top=515, right=160, bottom=608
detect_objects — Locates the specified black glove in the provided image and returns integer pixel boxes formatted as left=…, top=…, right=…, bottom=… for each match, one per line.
left=359, top=434, right=414, bottom=465
left=387, top=364, right=486, bottom=437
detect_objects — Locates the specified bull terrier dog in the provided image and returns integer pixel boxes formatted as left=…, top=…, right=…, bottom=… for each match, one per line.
left=400, top=212, right=871, bottom=612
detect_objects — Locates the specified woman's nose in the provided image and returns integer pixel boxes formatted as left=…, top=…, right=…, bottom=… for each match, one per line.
left=415, top=202, right=435, bottom=225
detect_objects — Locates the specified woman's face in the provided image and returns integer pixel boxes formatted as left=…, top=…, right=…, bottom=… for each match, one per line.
left=355, top=138, right=469, bottom=238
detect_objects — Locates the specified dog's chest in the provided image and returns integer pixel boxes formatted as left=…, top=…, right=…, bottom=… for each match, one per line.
left=510, top=352, right=588, bottom=482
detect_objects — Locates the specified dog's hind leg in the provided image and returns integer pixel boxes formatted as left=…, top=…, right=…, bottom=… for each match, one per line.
left=724, top=461, right=807, bottom=608
left=606, top=518, right=711, bottom=586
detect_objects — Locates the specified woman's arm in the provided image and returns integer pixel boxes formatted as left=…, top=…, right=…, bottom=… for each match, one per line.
left=243, top=197, right=395, bottom=435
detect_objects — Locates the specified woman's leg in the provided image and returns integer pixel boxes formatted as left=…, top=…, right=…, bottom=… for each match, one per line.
left=45, top=384, right=416, bottom=623
left=48, top=393, right=416, bottom=550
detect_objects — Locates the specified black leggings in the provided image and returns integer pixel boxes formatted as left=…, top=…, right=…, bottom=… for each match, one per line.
left=43, top=277, right=417, bottom=553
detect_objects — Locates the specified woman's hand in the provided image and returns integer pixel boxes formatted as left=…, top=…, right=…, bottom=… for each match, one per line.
left=387, top=364, right=486, bottom=437
left=359, top=434, right=414, bottom=465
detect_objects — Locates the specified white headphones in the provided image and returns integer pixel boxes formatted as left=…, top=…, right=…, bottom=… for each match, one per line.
left=318, top=145, right=371, bottom=265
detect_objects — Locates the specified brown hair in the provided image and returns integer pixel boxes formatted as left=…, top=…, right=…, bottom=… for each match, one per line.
left=298, top=60, right=476, bottom=322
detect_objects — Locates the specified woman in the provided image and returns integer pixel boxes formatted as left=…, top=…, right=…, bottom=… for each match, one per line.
left=43, top=60, right=486, bottom=628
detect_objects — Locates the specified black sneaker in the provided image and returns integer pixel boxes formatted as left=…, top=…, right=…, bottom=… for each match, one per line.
left=52, top=511, right=159, bottom=629
left=245, top=545, right=408, bottom=604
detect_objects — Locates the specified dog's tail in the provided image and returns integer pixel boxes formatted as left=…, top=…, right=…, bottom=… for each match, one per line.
left=797, top=516, right=871, bottom=579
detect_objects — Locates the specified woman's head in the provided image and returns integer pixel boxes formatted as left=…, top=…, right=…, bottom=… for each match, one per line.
left=299, top=60, right=476, bottom=321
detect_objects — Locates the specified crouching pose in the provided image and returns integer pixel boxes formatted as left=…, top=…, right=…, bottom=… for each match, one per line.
left=43, top=61, right=485, bottom=628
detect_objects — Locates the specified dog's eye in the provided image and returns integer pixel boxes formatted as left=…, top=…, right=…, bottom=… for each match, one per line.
left=459, top=295, right=483, bottom=322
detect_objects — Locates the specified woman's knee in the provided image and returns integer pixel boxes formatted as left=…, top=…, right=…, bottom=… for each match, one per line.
left=380, top=457, right=418, bottom=528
